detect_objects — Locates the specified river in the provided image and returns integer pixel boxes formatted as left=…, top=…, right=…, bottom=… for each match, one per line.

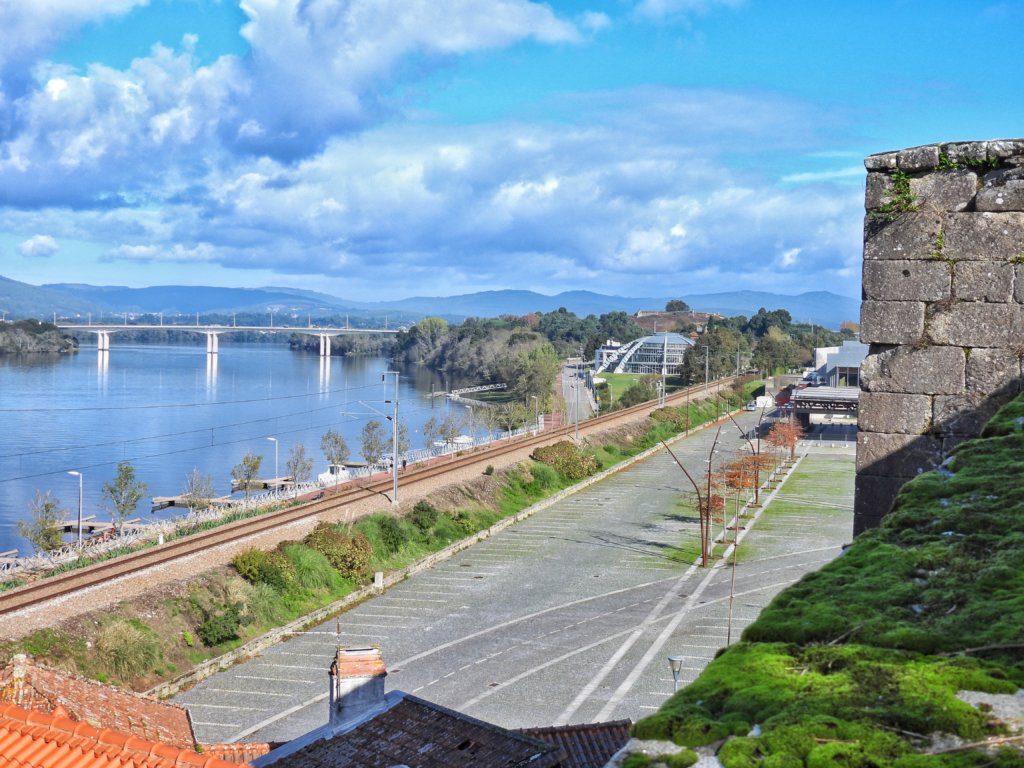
left=0, top=343, right=470, bottom=553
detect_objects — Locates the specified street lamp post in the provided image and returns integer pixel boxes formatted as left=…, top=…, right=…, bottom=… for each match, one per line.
left=266, top=437, right=278, bottom=479
left=701, top=345, right=710, bottom=395
left=667, top=655, right=684, bottom=693
left=530, top=395, right=539, bottom=433
left=67, top=471, right=83, bottom=548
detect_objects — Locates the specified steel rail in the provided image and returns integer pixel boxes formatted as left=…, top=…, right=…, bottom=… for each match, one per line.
left=0, top=377, right=738, bottom=616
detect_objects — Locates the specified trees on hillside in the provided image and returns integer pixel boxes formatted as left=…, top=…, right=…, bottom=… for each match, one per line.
left=360, top=421, right=387, bottom=464
left=665, top=299, right=690, bottom=312
left=679, top=326, right=750, bottom=384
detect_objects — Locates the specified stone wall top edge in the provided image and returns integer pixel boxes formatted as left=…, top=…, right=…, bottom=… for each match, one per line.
left=866, top=138, right=1024, bottom=158
left=864, top=138, right=1024, bottom=171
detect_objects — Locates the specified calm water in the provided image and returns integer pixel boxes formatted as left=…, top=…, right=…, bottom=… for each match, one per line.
left=0, top=343, right=467, bottom=552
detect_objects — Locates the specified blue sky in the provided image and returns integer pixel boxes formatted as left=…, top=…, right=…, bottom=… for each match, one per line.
left=1, top=0, right=1022, bottom=301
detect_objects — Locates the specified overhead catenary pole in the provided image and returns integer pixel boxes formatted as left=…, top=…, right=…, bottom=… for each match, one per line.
left=702, top=345, right=710, bottom=395
left=267, top=436, right=278, bottom=480
left=383, top=371, right=400, bottom=505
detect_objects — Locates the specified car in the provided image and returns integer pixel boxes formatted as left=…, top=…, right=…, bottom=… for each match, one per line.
left=744, top=401, right=758, bottom=411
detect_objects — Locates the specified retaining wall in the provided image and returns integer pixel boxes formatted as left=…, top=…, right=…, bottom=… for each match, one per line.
left=856, top=138, right=1024, bottom=533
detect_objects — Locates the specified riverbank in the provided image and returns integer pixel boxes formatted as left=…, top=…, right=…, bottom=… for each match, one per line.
left=0, top=320, right=77, bottom=355
left=0, top=379, right=762, bottom=692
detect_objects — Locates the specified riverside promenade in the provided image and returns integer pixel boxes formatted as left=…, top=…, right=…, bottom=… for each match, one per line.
left=175, top=420, right=853, bottom=744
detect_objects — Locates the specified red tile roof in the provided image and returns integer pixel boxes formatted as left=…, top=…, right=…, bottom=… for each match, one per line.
left=199, top=743, right=276, bottom=764
left=0, top=702, right=243, bottom=768
left=0, top=655, right=195, bottom=748
left=518, top=721, right=632, bottom=768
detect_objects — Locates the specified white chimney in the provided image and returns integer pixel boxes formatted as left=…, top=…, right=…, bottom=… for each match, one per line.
left=328, top=645, right=388, bottom=727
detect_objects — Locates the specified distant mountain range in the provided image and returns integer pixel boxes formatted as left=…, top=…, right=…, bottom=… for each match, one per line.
left=0, top=275, right=860, bottom=329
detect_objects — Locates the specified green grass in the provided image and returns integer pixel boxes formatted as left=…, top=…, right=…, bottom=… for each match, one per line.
left=632, top=396, right=1024, bottom=766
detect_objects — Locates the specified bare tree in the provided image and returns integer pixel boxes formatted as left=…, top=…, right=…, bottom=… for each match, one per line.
left=396, top=421, right=410, bottom=456
left=102, top=461, right=147, bottom=539
left=231, top=451, right=263, bottom=503
left=439, top=413, right=461, bottom=447
left=287, top=442, right=314, bottom=498
left=17, top=491, right=65, bottom=554
left=182, top=468, right=215, bottom=513
left=662, top=424, right=723, bottom=567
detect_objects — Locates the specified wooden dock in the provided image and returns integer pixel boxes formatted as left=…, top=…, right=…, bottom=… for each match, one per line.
left=57, top=517, right=147, bottom=535
left=230, top=476, right=293, bottom=493
left=151, top=494, right=234, bottom=512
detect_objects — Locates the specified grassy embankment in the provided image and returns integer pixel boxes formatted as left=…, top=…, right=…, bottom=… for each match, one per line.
left=629, top=396, right=1024, bottom=767
left=0, top=380, right=763, bottom=692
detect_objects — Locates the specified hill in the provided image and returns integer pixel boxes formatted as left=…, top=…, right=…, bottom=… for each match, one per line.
left=2, top=275, right=859, bottom=329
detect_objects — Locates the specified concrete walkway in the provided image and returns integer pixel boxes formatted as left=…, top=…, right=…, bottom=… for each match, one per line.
left=174, top=417, right=852, bottom=744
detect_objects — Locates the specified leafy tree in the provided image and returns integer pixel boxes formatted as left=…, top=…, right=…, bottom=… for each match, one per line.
left=101, top=461, right=147, bottom=538
left=477, top=407, right=501, bottom=439
left=320, top=429, right=349, bottom=489
left=396, top=421, right=410, bottom=456
left=286, top=442, right=313, bottom=497
left=665, top=299, right=690, bottom=312
left=231, top=451, right=263, bottom=503
left=182, top=468, right=215, bottom=513
left=618, top=377, right=659, bottom=408
left=497, top=402, right=528, bottom=437
left=439, top=413, right=462, bottom=446
left=767, top=418, right=806, bottom=460
left=753, top=335, right=801, bottom=375
left=679, top=327, right=749, bottom=384
left=511, top=343, right=560, bottom=402
left=422, top=416, right=441, bottom=449
left=17, top=491, right=65, bottom=554
left=361, top=420, right=388, bottom=464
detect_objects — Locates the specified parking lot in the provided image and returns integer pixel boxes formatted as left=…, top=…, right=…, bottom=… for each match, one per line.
left=175, top=415, right=853, bottom=744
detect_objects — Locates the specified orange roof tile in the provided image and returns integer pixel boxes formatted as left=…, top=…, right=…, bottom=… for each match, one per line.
left=0, top=655, right=195, bottom=747
left=0, top=702, right=244, bottom=768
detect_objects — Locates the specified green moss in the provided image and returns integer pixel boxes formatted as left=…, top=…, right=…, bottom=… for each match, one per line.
left=633, top=394, right=1024, bottom=765
left=871, top=170, right=919, bottom=222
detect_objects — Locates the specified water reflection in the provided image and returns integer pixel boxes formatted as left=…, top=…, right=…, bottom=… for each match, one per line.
left=96, top=349, right=109, bottom=391
left=206, top=353, right=218, bottom=393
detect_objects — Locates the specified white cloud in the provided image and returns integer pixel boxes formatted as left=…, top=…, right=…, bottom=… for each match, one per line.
left=635, top=0, right=743, bottom=20
left=781, top=166, right=864, bottom=184
left=18, top=234, right=59, bottom=258
left=779, top=247, right=801, bottom=267
left=579, top=11, right=612, bottom=31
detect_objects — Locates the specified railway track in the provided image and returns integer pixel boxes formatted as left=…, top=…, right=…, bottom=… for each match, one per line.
left=0, top=377, right=738, bottom=616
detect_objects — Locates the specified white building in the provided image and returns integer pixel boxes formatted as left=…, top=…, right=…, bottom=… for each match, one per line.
left=595, top=331, right=694, bottom=375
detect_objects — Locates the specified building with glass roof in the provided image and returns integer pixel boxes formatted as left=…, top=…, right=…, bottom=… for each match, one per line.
left=595, top=331, right=694, bottom=374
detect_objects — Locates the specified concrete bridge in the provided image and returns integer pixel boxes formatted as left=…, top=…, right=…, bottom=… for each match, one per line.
left=58, top=322, right=398, bottom=356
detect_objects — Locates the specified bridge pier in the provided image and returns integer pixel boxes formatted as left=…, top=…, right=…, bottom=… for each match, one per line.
left=319, top=333, right=331, bottom=357
left=96, top=331, right=110, bottom=351
left=205, top=332, right=220, bottom=355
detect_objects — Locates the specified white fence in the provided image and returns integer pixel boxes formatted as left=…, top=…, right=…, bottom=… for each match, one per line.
left=1, top=421, right=544, bottom=582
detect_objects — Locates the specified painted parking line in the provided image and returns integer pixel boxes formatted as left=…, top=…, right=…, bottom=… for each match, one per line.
left=189, top=702, right=274, bottom=711
left=191, top=721, right=241, bottom=728
left=231, top=674, right=321, bottom=684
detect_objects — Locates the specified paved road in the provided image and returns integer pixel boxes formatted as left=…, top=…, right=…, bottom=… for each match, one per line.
left=562, top=362, right=596, bottom=425
left=175, top=417, right=853, bottom=744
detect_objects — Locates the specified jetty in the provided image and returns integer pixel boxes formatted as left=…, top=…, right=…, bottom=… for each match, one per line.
left=151, top=494, right=235, bottom=512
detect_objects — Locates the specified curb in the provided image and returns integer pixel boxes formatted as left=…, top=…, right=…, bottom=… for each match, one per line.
left=147, top=399, right=744, bottom=699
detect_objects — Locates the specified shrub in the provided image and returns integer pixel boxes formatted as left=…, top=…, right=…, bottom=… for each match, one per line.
left=244, top=582, right=290, bottom=626
left=533, top=441, right=599, bottom=481
left=96, top=619, right=161, bottom=681
left=258, top=549, right=298, bottom=590
left=410, top=501, right=441, bottom=533
left=232, top=548, right=267, bottom=581
left=304, top=523, right=372, bottom=579
left=378, top=515, right=409, bottom=553
left=196, top=601, right=247, bottom=646
left=182, top=630, right=194, bottom=647
left=483, top=465, right=494, bottom=476
left=283, top=544, right=340, bottom=592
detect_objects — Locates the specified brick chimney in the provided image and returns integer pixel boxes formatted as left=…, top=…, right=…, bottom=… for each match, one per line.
left=328, top=646, right=388, bottom=727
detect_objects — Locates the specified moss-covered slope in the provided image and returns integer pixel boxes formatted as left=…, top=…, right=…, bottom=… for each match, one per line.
left=633, top=396, right=1024, bottom=767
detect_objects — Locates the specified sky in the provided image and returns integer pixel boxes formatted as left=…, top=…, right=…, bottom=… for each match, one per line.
left=0, top=1, right=1022, bottom=301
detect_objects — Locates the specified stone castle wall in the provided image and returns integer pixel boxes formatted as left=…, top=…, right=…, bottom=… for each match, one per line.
left=856, top=138, right=1024, bottom=534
